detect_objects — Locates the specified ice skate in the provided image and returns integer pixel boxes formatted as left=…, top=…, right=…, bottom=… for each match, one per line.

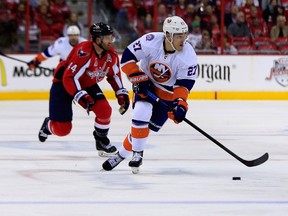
left=93, top=131, right=117, bottom=157
left=128, top=151, right=143, bottom=174
left=102, top=152, right=125, bottom=171
left=38, top=117, right=51, bottom=142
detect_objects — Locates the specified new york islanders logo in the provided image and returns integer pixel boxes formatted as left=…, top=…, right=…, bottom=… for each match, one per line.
left=149, top=62, right=172, bottom=83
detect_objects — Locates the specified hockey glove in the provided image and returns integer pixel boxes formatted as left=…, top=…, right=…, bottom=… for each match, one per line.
left=128, top=72, right=149, bottom=97
left=74, top=90, right=95, bottom=115
left=27, top=58, right=41, bottom=70
left=168, top=99, right=188, bottom=124
left=116, top=88, right=130, bottom=115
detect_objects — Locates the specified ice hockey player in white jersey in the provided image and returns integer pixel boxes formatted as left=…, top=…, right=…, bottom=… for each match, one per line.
left=27, top=25, right=86, bottom=69
left=102, top=16, right=198, bottom=174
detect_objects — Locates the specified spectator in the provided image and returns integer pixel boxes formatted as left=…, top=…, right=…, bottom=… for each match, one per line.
left=270, top=15, right=288, bottom=42
left=246, top=5, right=263, bottom=21
left=137, top=12, right=154, bottom=36
left=210, top=14, right=220, bottom=45
left=195, top=29, right=217, bottom=51
left=239, top=0, right=262, bottom=20
left=196, top=0, right=217, bottom=17
left=11, top=2, right=31, bottom=52
left=135, top=0, right=147, bottom=20
left=143, top=12, right=153, bottom=31
left=281, top=0, right=288, bottom=17
left=182, top=3, right=197, bottom=29
left=34, top=3, right=50, bottom=28
left=225, top=5, right=239, bottom=27
left=262, top=0, right=284, bottom=30
left=200, top=4, right=217, bottom=31
left=236, top=0, right=260, bottom=7
left=36, top=0, right=50, bottom=7
left=217, top=0, right=236, bottom=17
left=30, top=0, right=41, bottom=8
left=261, top=0, right=281, bottom=11
left=62, top=12, right=84, bottom=37
left=139, top=0, right=154, bottom=14
left=222, top=34, right=238, bottom=54
left=227, top=11, right=251, bottom=38
left=34, top=3, right=61, bottom=40
left=37, top=12, right=63, bottom=40
left=161, top=0, right=177, bottom=14
left=11, top=2, right=26, bottom=32
left=187, top=20, right=202, bottom=48
left=1, top=0, right=17, bottom=11
left=49, top=0, right=71, bottom=24
left=114, top=0, right=137, bottom=26
left=247, top=6, right=269, bottom=38
left=0, top=5, right=18, bottom=52
left=114, top=0, right=138, bottom=42
left=156, top=3, right=169, bottom=31
left=173, top=0, right=187, bottom=17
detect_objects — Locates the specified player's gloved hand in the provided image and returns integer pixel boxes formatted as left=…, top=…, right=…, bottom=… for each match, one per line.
left=74, top=90, right=95, bottom=115
left=128, top=72, right=149, bottom=98
left=116, top=88, right=130, bottom=115
left=27, top=58, right=41, bottom=70
left=168, top=99, right=188, bottom=124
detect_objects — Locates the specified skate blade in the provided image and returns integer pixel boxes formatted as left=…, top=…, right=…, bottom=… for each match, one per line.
left=131, top=167, right=140, bottom=174
left=98, top=151, right=117, bottom=157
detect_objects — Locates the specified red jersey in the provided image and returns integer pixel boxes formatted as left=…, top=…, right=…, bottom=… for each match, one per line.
left=53, top=41, right=125, bottom=96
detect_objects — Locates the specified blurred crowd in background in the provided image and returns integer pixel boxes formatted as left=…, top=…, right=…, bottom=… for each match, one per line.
left=0, top=0, right=288, bottom=54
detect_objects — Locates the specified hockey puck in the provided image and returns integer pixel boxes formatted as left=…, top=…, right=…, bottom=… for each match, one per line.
left=232, top=177, right=241, bottom=180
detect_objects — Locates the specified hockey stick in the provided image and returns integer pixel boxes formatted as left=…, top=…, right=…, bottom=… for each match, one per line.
left=0, top=51, right=53, bottom=71
left=146, top=90, right=269, bottom=167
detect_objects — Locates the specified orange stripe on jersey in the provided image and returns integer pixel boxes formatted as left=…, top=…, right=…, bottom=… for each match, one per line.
left=155, top=87, right=173, bottom=101
left=173, top=86, right=189, bottom=101
left=131, top=127, right=149, bottom=139
left=121, top=62, right=140, bottom=76
left=36, top=53, right=47, bottom=62
left=123, top=134, right=132, bottom=151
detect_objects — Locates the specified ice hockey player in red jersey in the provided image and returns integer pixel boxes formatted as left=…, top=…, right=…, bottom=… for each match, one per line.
left=102, top=16, right=198, bottom=173
left=38, top=22, right=130, bottom=157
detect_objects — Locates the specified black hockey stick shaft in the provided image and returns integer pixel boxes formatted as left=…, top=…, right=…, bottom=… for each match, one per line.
left=0, top=51, right=53, bottom=71
left=146, top=90, right=269, bottom=167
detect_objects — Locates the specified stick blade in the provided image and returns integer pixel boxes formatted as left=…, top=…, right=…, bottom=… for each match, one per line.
left=242, top=152, right=269, bottom=167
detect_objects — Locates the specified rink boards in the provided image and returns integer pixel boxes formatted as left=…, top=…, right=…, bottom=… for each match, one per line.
left=0, top=54, right=287, bottom=100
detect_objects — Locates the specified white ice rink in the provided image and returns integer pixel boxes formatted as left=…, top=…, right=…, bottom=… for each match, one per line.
left=0, top=99, right=287, bottom=216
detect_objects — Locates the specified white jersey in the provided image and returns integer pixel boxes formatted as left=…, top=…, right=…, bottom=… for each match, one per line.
left=126, top=32, right=198, bottom=96
left=42, top=36, right=87, bottom=61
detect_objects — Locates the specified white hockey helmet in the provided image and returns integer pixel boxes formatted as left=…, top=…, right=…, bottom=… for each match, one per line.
left=67, top=25, right=80, bottom=35
left=163, top=16, right=188, bottom=36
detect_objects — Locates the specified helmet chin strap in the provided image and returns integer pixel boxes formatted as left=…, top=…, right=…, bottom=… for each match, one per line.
left=165, top=33, right=176, bottom=51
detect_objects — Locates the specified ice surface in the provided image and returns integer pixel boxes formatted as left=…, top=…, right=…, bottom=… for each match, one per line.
left=0, top=100, right=287, bottom=216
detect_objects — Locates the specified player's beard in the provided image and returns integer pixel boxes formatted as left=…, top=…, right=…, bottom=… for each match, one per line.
left=99, top=42, right=110, bottom=51
left=70, top=39, right=78, bottom=46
